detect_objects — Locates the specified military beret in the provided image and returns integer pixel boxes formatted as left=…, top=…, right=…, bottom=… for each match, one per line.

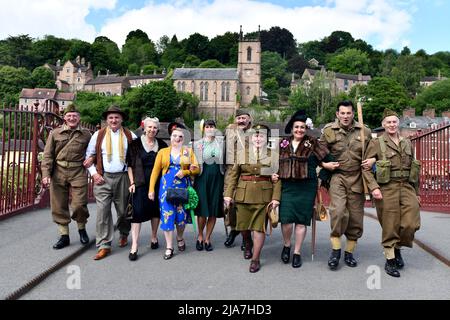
left=249, top=123, right=270, bottom=137
left=63, top=104, right=80, bottom=115
left=383, top=108, right=399, bottom=119
left=235, top=109, right=251, bottom=117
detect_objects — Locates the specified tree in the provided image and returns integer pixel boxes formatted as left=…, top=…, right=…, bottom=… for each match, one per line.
left=30, top=35, right=72, bottom=68
left=160, top=35, right=185, bottom=68
left=2, top=35, right=34, bottom=69
left=327, top=48, right=370, bottom=74
left=156, top=35, right=170, bottom=54
left=322, top=31, right=354, bottom=53
left=122, top=81, right=182, bottom=124
left=142, top=64, right=160, bottom=74
left=122, top=30, right=157, bottom=69
left=261, top=51, right=288, bottom=87
left=298, top=40, right=326, bottom=64
left=0, top=66, right=32, bottom=104
left=64, top=39, right=92, bottom=62
left=286, top=54, right=309, bottom=75
left=400, top=46, right=411, bottom=56
left=260, top=26, right=297, bottom=59
left=75, top=91, right=122, bottom=126
left=209, top=32, right=239, bottom=65
left=125, top=29, right=150, bottom=43
left=198, top=59, right=224, bottom=68
left=184, top=55, right=201, bottom=67
left=351, top=77, right=410, bottom=128
left=184, top=33, right=210, bottom=61
left=31, top=67, right=56, bottom=88
left=413, top=79, right=450, bottom=115
left=390, top=55, right=425, bottom=96
left=90, top=36, right=124, bottom=75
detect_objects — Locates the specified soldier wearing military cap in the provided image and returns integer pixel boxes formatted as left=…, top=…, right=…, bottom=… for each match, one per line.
left=224, top=123, right=281, bottom=273
left=42, top=104, right=92, bottom=249
left=223, top=109, right=253, bottom=249
left=319, top=100, right=372, bottom=270
left=363, top=108, right=421, bottom=277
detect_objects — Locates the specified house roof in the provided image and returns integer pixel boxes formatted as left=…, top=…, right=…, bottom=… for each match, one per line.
left=127, top=74, right=166, bottom=80
left=304, top=68, right=371, bottom=81
left=173, top=68, right=238, bottom=80
left=20, top=88, right=57, bottom=99
left=420, top=76, right=447, bottom=82
left=400, top=116, right=446, bottom=129
left=55, top=92, right=75, bottom=101
left=45, top=64, right=63, bottom=72
left=86, top=75, right=129, bottom=85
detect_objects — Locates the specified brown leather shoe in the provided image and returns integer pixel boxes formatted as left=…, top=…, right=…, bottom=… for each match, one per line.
left=249, top=260, right=260, bottom=273
left=94, top=248, right=111, bottom=260
left=118, top=235, right=128, bottom=247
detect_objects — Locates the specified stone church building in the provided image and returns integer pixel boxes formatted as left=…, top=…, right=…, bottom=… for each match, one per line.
left=172, top=27, right=261, bottom=119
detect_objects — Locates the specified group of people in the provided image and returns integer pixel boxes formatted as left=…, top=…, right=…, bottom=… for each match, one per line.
left=42, top=100, right=421, bottom=277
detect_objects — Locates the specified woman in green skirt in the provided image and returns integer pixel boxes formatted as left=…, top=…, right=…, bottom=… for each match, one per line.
left=276, top=110, right=331, bottom=268
left=193, top=120, right=224, bottom=251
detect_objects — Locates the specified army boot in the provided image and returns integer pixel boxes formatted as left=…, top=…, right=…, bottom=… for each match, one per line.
left=328, top=249, right=341, bottom=270
left=394, top=248, right=404, bottom=269
left=385, top=258, right=400, bottom=277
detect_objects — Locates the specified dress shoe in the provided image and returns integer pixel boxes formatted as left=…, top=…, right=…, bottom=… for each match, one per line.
left=281, top=246, right=291, bottom=264
left=224, top=230, right=240, bottom=248
left=385, top=258, right=400, bottom=277
left=118, top=235, right=128, bottom=247
left=196, top=240, right=204, bottom=251
left=164, top=248, right=174, bottom=260
left=292, top=254, right=302, bottom=268
left=128, top=250, right=138, bottom=261
left=53, top=235, right=70, bottom=249
left=249, top=260, right=260, bottom=273
left=394, top=248, right=404, bottom=269
left=94, top=248, right=111, bottom=260
left=328, top=249, right=341, bottom=270
left=177, top=238, right=186, bottom=251
left=150, top=240, right=159, bottom=250
left=78, top=229, right=89, bottom=245
left=344, top=251, right=357, bottom=267
left=205, top=242, right=213, bottom=252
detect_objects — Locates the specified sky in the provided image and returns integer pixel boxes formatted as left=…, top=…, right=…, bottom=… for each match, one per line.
left=0, top=0, right=448, bottom=54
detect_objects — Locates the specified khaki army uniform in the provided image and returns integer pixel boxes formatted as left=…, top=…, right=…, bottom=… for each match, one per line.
left=42, top=124, right=92, bottom=231
left=320, top=119, right=371, bottom=251
left=363, top=133, right=420, bottom=259
left=224, top=146, right=281, bottom=232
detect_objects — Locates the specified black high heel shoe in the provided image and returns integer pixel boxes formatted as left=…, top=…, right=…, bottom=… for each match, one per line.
left=129, top=250, right=138, bottom=261
left=164, top=248, right=174, bottom=260
left=196, top=240, right=204, bottom=251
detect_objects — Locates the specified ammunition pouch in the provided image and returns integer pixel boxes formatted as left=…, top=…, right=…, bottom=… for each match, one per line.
left=375, top=160, right=391, bottom=184
left=409, top=160, right=421, bottom=184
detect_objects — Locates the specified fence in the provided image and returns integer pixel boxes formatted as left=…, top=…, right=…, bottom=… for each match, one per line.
left=0, top=100, right=96, bottom=219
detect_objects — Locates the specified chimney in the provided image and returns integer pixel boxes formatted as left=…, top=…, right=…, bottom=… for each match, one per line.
left=56, top=59, right=61, bottom=67
left=358, top=73, right=362, bottom=81
left=106, top=69, right=109, bottom=76
left=140, top=69, right=143, bottom=76
left=81, top=57, right=85, bottom=65
left=423, top=108, right=435, bottom=118
left=125, top=70, right=129, bottom=77
left=97, top=70, right=101, bottom=77
left=87, top=61, right=91, bottom=69
left=402, top=107, right=415, bottom=118
left=291, top=72, right=295, bottom=82
left=76, top=55, right=81, bottom=64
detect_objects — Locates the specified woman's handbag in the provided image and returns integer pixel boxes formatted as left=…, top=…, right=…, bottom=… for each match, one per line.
left=265, top=203, right=279, bottom=236
left=166, top=187, right=189, bottom=204
left=315, top=187, right=328, bottom=221
left=125, top=193, right=134, bottom=220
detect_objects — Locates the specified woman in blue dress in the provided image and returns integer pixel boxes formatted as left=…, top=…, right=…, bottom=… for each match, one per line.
left=149, top=123, right=199, bottom=260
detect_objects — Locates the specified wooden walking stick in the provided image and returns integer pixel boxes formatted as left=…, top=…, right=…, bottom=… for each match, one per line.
left=357, top=98, right=371, bottom=201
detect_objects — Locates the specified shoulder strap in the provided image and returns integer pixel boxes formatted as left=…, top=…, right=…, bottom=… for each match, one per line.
left=55, top=130, right=81, bottom=161
left=378, top=137, right=387, bottom=161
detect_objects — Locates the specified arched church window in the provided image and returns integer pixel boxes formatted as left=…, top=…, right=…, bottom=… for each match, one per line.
left=247, top=47, right=252, bottom=62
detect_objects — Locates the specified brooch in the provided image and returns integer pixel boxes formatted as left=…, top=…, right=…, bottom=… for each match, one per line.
left=304, top=140, right=312, bottom=148
left=183, top=148, right=189, bottom=157
left=280, top=139, right=289, bottom=149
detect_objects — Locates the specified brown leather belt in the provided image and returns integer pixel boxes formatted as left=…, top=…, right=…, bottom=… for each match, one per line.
left=240, top=175, right=270, bottom=182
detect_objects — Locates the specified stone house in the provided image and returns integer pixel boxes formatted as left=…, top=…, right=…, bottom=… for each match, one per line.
left=19, top=88, right=75, bottom=112
left=44, top=56, right=93, bottom=92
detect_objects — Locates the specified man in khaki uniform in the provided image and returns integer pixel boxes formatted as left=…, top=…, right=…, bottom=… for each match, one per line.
left=320, top=100, right=372, bottom=270
left=42, top=104, right=92, bottom=249
left=223, top=109, right=252, bottom=249
left=363, top=109, right=421, bottom=278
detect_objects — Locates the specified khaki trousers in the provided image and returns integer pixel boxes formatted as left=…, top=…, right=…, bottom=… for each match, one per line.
left=50, top=166, right=89, bottom=226
left=94, top=172, right=130, bottom=249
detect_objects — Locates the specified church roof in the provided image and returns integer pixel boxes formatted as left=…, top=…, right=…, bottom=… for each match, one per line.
left=173, top=68, right=238, bottom=80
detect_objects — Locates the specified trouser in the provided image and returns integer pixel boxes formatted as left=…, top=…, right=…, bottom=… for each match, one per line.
left=50, top=166, right=89, bottom=226
left=328, top=174, right=365, bottom=241
left=94, top=172, right=130, bottom=249
left=375, top=180, right=421, bottom=251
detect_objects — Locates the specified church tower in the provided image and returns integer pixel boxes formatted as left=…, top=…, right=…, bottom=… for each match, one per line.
left=237, top=26, right=261, bottom=106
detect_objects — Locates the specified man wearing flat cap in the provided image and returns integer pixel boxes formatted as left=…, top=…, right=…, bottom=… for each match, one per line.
left=223, top=108, right=253, bottom=249
left=85, top=105, right=137, bottom=260
left=363, top=108, right=421, bottom=278
left=42, top=104, right=92, bottom=249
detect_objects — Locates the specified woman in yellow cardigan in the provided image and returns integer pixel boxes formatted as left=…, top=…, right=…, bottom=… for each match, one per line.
left=149, top=123, right=199, bottom=260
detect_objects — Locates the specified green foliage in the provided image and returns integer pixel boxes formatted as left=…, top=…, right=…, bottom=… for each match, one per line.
left=142, top=64, right=160, bottom=74
left=179, top=92, right=200, bottom=128
left=261, top=51, right=288, bottom=86
left=260, top=27, right=297, bottom=59
left=31, top=67, right=56, bottom=88
left=184, top=55, right=201, bottom=67
left=413, top=79, right=450, bottom=114
left=184, top=33, right=210, bottom=61
left=327, top=48, right=370, bottom=74
left=322, top=31, right=354, bottom=53
left=198, top=59, right=224, bottom=68
left=390, top=55, right=425, bottom=96
left=0, top=66, right=32, bottom=104
left=75, top=91, right=122, bottom=126
left=90, top=36, right=124, bottom=75
left=1, top=35, right=34, bottom=69
left=64, top=39, right=92, bottom=62
left=209, top=32, right=239, bottom=65
left=122, top=31, right=157, bottom=69
left=160, top=35, right=186, bottom=68
left=121, top=80, right=181, bottom=125
left=352, top=77, right=410, bottom=128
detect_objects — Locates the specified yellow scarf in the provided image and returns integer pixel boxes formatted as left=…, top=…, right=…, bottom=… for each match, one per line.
left=105, top=127, right=125, bottom=163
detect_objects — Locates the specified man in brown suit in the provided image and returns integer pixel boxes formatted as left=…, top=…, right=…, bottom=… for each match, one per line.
left=42, top=104, right=92, bottom=249
left=320, top=100, right=372, bottom=270
left=363, top=109, right=421, bottom=277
